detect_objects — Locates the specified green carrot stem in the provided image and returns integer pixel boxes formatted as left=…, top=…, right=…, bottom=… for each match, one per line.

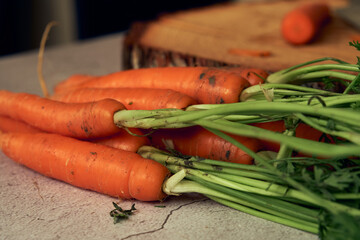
left=165, top=178, right=319, bottom=233
left=240, top=83, right=340, bottom=102
left=197, top=119, right=360, bottom=157
left=115, top=100, right=360, bottom=130
left=137, top=146, right=279, bottom=180
left=294, top=113, right=360, bottom=145
left=198, top=93, right=360, bottom=110
left=343, top=71, right=360, bottom=94
left=267, top=63, right=358, bottom=84
left=163, top=157, right=351, bottom=220
left=280, top=70, right=355, bottom=83
left=141, top=147, right=320, bottom=222
left=332, top=193, right=360, bottom=200
left=279, top=57, right=351, bottom=74
left=168, top=165, right=286, bottom=197
left=189, top=113, right=284, bottom=123
left=199, top=127, right=360, bottom=216
left=276, top=128, right=296, bottom=160
left=206, top=171, right=292, bottom=196
left=246, top=83, right=341, bottom=94
left=305, top=94, right=360, bottom=107
left=197, top=176, right=320, bottom=220
left=284, top=63, right=358, bottom=75
left=167, top=164, right=322, bottom=208
left=207, top=195, right=319, bottom=234
left=206, top=173, right=320, bottom=218
left=222, top=114, right=285, bottom=123
left=197, top=179, right=320, bottom=224
left=273, top=94, right=360, bottom=111
left=241, top=91, right=326, bottom=102
left=209, top=170, right=285, bottom=185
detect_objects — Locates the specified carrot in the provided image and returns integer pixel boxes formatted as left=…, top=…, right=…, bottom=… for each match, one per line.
left=93, top=128, right=150, bottom=152
left=53, top=74, right=97, bottom=93
left=0, top=113, right=148, bottom=152
left=0, top=90, right=124, bottom=139
left=239, top=68, right=268, bottom=86
left=51, top=87, right=197, bottom=110
left=281, top=3, right=331, bottom=45
left=227, top=67, right=269, bottom=86
left=350, top=34, right=360, bottom=43
left=251, top=120, right=327, bottom=152
left=149, top=126, right=261, bottom=164
left=0, top=115, right=42, bottom=134
left=0, top=131, right=170, bottom=201
left=53, top=67, right=250, bottom=104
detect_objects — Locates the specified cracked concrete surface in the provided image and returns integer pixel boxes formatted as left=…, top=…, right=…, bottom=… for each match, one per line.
left=120, top=198, right=210, bottom=240
left=0, top=34, right=317, bottom=240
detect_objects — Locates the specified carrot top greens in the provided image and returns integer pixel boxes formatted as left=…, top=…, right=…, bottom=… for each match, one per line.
left=138, top=145, right=360, bottom=238
left=112, top=42, right=360, bottom=239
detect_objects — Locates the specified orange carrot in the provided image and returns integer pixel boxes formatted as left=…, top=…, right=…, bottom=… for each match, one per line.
left=0, top=115, right=42, bottom=134
left=281, top=3, right=331, bottom=45
left=227, top=67, right=269, bottom=86
left=0, top=90, right=124, bottom=139
left=51, top=87, right=197, bottom=110
left=0, top=114, right=148, bottom=153
left=0, top=131, right=170, bottom=201
left=239, top=68, right=268, bottom=86
left=53, top=74, right=95, bottom=93
left=350, top=34, right=360, bottom=42
left=251, top=120, right=327, bottom=152
left=53, top=67, right=250, bottom=104
left=149, top=126, right=261, bottom=164
left=93, top=128, right=149, bottom=152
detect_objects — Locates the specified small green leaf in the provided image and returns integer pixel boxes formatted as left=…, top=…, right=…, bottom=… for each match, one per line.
left=319, top=210, right=360, bottom=240
left=349, top=40, right=360, bottom=51
left=350, top=102, right=360, bottom=111
left=323, top=173, right=352, bottom=191
left=110, top=202, right=136, bottom=224
left=322, top=77, right=335, bottom=90
left=154, top=205, right=166, bottom=208
left=314, top=166, right=324, bottom=183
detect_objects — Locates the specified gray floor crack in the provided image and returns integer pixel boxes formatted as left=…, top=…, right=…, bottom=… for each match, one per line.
left=121, top=198, right=209, bottom=240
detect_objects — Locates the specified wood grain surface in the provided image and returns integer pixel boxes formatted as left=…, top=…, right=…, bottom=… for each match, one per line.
left=131, top=0, right=359, bottom=71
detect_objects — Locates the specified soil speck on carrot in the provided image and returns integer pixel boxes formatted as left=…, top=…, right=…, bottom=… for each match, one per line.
left=208, top=76, right=216, bottom=86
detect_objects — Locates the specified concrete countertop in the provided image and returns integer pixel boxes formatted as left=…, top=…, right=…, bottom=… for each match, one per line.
left=0, top=33, right=317, bottom=240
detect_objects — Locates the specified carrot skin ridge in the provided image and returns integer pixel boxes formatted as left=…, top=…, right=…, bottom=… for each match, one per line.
left=0, top=131, right=170, bottom=201
left=0, top=90, right=124, bottom=139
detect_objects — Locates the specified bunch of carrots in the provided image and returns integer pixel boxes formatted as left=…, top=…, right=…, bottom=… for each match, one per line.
left=1, top=25, right=360, bottom=239
left=0, top=64, right=271, bottom=201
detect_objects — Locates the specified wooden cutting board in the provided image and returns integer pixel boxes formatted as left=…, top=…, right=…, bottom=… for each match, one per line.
left=123, top=0, right=360, bottom=71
